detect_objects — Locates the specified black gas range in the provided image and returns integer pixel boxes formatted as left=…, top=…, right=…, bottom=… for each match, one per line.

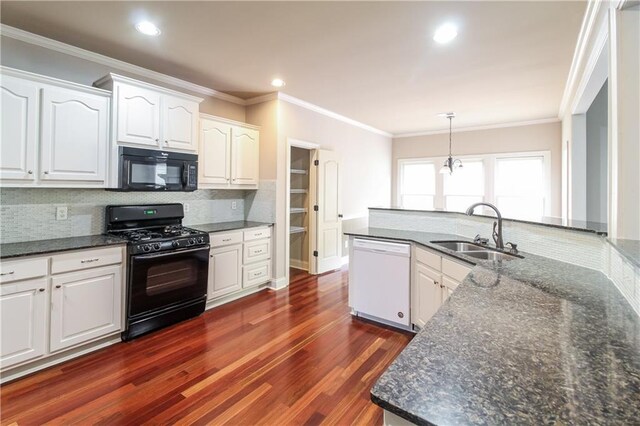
left=106, top=204, right=209, bottom=341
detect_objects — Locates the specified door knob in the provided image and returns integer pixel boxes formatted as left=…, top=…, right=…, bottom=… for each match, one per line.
left=338, top=214, right=343, bottom=218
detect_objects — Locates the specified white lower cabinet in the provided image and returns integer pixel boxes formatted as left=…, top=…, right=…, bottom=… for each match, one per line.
left=412, top=246, right=471, bottom=329
left=206, top=227, right=272, bottom=306
left=49, top=265, right=122, bottom=353
left=0, top=246, right=125, bottom=380
left=208, top=244, right=242, bottom=299
left=0, top=278, right=48, bottom=369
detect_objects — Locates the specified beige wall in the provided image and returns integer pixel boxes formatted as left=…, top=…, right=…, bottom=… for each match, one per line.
left=246, top=100, right=279, bottom=180
left=0, top=36, right=246, bottom=121
left=280, top=101, right=393, bottom=219
left=392, top=121, right=563, bottom=216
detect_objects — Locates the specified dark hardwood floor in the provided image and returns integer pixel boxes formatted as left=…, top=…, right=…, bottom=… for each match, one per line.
left=1, top=267, right=412, bottom=425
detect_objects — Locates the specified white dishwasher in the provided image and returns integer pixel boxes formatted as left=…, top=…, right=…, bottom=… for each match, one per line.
left=350, top=238, right=411, bottom=330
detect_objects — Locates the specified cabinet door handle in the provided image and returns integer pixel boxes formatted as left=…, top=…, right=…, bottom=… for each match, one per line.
left=39, top=288, right=45, bottom=292
left=440, top=284, right=445, bottom=289
left=28, top=170, right=33, bottom=174
left=0, top=271, right=15, bottom=276
left=155, top=138, right=159, bottom=142
left=43, top=171, right=49, bottom=175
left=210, top=255, right=214, bottom=258
left=55, top=285, right=61, bottom=289
left=165, top=140, right=169, bottom=145
left=223, top=238, right=232, bottom=242
left=81, top=258, right=100, bottom=263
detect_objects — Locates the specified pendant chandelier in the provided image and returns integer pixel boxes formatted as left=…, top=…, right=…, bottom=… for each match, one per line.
left=439, top=113, right=462, bottom=174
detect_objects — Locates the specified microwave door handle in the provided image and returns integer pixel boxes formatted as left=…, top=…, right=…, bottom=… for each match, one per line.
left=182, top=162, right=188, bottom=186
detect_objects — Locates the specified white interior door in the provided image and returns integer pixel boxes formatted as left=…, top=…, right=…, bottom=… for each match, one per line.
left=312, top=150, right=342, bottom=274
left=0, top=75, right=38, bottom=181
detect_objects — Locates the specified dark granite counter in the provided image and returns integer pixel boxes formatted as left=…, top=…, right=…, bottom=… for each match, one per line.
left=191, top=221, right=273, bottom=234
left=608, top=238, right=640, bottom=268
left=0, top=235, right=126, bottom=260
left=345, top=227, right=640, bottom=425
left=369, top=206, right=609, bottom=236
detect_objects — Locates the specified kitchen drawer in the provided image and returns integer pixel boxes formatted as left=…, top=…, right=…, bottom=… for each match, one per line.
left=243, top=260, right=271, bottom=288
left=0, top=257, right=48, bottom=284
left=415, top=246, right=441, bottom=271
left=210, top=231, right=243, bottom=248
left=442, top=257, right=472, bottom=282
left=51, top=247, right=123, bottom=275
left=243, top=239, right=271, bottom=264
left=243, top=227, right=271, bottom=242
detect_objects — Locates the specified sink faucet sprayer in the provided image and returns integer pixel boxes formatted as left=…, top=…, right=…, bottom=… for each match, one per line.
left=465, top=202, right=505, bottom=250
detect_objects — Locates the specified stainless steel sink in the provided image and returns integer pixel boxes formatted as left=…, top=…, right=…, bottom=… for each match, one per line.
left=431, top=241, right=488, bottom=252
left=430, top=240, right=521, bottom=261
left=459, top=250, right=518, bottom=261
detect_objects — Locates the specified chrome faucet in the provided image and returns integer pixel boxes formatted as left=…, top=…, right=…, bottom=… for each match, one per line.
left=465, top=202, right=504, bottom=250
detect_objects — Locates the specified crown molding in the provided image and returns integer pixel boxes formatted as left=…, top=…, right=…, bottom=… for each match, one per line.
left=0, top=24, right=246, bottom=105
left=277, top=93, right=393, bottom=137
left=244, top=92, right=279, bottom=105
left=393, top=117, right=560, bottom=139
left=558, top=0, right=606, bottom=118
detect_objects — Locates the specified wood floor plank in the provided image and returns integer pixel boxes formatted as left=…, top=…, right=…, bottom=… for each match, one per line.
left=1, top=267, right=412, bottom=425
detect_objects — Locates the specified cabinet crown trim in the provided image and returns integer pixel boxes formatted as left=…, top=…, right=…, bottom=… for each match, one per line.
left=1, top=66, right=111, bottom=97
left=200, top=113, right=260, bottom=130
left=94, top=73, right=204, bottom=104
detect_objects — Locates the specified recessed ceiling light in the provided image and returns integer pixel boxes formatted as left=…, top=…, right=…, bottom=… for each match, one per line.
left=136, top=21, right=161, bottom=36
left=271, top=78, right=286, bottom=88
left=433, top=23, right=457, bottom=44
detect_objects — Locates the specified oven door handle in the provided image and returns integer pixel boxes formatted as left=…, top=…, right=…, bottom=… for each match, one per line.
left=133, top=246, right=210, bottom=259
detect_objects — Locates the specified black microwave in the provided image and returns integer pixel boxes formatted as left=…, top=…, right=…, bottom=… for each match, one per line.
left=117, top=146, right=198, bottom=191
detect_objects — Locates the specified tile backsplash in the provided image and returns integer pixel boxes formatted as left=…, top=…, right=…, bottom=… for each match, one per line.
left=0, top=188, right=248, bottom=243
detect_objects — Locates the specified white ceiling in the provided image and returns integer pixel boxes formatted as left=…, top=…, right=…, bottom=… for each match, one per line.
left=0, top=1, right=586, bottom=135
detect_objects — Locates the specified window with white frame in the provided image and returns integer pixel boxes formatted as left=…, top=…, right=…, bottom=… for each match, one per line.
left=495, top=155, right=546, bottom=220
left=398, top=161, right=436, bottom=210
left=397, top=151, right=551, bottom=220
left=443, top=160, right=484, bottom=212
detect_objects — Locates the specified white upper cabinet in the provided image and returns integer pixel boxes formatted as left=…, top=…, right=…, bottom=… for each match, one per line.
left=40, top=86, right=108, bottom=182
left=0, top=67, right=110, bottom=188
left=198, top=114, right=260, bottom=189
left=200, top=118, right=232, bottom=185
left=231, top=127, right=259, bottom=186
left=95, top=74, right=202, bottom=153
left=163, top=95, right=199, bottom=151
left=115, top=83, right=161, bottom=147
left=0, top=75, right=38, bottom=181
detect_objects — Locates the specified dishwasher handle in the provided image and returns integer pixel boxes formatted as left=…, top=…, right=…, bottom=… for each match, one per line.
left=353, top=238, right=411, bottom=256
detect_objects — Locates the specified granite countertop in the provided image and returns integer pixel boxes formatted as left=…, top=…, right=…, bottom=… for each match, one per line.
left=0, top=235, right=126, bottom=260
left=345, top=227, right=640, bottom=425
left=369, top=206, right=609, bottom=236
left=608, top=238, right=640, bottom=268
left=191, top=220, right=273, bottom=234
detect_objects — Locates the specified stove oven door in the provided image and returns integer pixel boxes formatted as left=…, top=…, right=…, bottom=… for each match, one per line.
left=128, top=246, right=209, bottom=318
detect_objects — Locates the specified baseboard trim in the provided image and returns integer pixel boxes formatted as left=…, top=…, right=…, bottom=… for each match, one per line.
left=269, top=276, right=289, bottom=290
left=205, top=284, right=269, bottom=310
left=290, top=259, right=309, bottom=271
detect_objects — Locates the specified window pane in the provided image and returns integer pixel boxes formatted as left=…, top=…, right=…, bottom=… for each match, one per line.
left=496, top=157, right=544, bottom=195
left=401, top=195, right=434, bottom=210
left=445, top=195, right=483, bottom=213
left=495, top=156, right=545, bottom=220
left=496, top=196, right=544, bottom=220
left=402, top=163, right=435, bottom=195
left=443, top=161, right=484, bottom=196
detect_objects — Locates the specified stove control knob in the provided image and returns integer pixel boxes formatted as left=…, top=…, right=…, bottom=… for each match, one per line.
left=171, top=241, right=179, bottom=248
left=188, top=238, right=196, bottom=246
left=142, top=245, right=151, bottom=252
left=153, top=243, right=161, bottom=250
left=200, top=237, right=206, bottom=243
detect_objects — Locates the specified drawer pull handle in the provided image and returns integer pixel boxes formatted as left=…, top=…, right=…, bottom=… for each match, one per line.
left=254, top=233, right=263, bottom=236
left=81, top=258, right=100, bottom=263
left=0, top=271, right=15, bottom=276
left=253, top=272, right=263, bottom=277
left=254, top=250, right=263, bottom=254
left=223, top=238, right=232, bottom=242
